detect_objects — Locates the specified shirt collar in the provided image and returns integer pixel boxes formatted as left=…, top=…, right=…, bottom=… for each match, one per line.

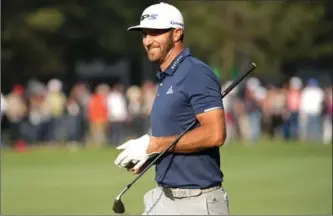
left=156, top=48, right=191, bottom=80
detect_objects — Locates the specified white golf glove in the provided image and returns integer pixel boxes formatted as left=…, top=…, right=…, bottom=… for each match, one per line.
left=114, top=134, right=157, bottom=170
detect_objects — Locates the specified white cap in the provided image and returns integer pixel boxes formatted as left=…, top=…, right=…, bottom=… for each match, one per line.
left=47, top=78, right=62, bottom=92
left=254, top=86, right=267, bottom=100
left=290, top=76, right=302, bottom=89
left=127, top=2, right=184, bottom=31
left=246, top=77, right=260, bottom=90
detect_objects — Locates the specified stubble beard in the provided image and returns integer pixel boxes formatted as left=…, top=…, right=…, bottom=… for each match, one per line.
left=147, top=35, right=174, bottom=64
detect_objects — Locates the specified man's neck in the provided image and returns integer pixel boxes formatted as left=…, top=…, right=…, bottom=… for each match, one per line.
left=160, top=45, right=183, bottom=72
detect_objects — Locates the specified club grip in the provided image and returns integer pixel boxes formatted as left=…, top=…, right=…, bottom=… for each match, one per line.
left=221, top=62, right=256, bottom=98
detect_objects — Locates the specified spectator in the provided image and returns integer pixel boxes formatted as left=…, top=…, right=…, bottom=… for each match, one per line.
left=72, top=82, right=92, bottom=142
left=299, top=78, right=324, bottom=142
left=264, top=84, right=286, bottom=139
left=5, top=85, right=27, bottom=144
left=242, top=77, right=263, bottom=143
left=65, top=89, right=85, bottom=148
left=107, top=84, right=129, bottom=146
left=1, top=93, right=7, bottom=120
left=1, top=93, right=7, bottom=147
left=322, top=85, right=332, bottom=144
left=221, top=81, right=239, bottom=143
left=88, top=84, right=109, bottom=147
left=284, top=77, right=302, bottom=140
left=26, top=87, right=48, bottom=142
left=141, top=80, right=157, bottom=134
left=126, top=85, right=145, bottom=137
left=75, top=82, right=91, bottom=119
left=43, top=79, right=67, bottom=141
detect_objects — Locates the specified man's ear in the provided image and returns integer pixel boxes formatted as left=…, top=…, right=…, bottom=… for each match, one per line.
left=173, top=28, right=183, bottom=42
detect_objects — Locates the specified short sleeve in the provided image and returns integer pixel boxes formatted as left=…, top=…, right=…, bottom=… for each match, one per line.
left=185, top=64, right=223, bottom=115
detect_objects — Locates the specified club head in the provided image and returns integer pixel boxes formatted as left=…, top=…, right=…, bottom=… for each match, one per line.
left=113, top=197, right=125, bottom=214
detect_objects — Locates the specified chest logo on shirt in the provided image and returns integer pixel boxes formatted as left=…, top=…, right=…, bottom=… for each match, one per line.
left=166, top=86, right=174, bottom=94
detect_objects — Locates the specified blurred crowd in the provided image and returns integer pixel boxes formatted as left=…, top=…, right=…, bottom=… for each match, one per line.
left=1, top=76, right=332, bottom=150
left=1, top=79, right=156, bottom=149
left=222, top=76, right=332, bottom=145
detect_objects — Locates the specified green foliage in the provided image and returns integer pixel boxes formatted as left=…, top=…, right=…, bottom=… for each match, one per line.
left=1, top=0, right=331, bottom=81
left=176, top=1, right=332, bottom=80
left=26, top=8, right=65, bottom=31
left=1, top=0, right=147, bottom=78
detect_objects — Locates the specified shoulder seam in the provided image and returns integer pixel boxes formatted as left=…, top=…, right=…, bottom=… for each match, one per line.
left=187, top=57, right=212, bottom=72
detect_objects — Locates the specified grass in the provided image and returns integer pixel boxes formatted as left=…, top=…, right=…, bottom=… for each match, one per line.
left=1, top=139, right=332, bottom=215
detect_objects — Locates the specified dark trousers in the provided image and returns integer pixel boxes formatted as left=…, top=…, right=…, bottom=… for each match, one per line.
left=109, top=122, right=127, bottom=147
left=283, top=112, right=299, bottom=140
left=268, top=114, right=284, bottom=139
left=66, top=115, right=84, bottom=142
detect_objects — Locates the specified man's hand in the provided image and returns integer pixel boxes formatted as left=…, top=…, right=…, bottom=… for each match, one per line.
left=126, top=159, right=153, bottom=174
left=114, top=134, right=159, bottom=172
left=122, top=137, right=160, bottom=174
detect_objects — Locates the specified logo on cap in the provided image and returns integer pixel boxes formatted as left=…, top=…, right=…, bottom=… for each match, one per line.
left=170, top=21, right=183, bottom=26
left=141, top=14, right=158, bottom=21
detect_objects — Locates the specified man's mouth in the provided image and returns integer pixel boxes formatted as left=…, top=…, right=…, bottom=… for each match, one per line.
left=148, top=47, right=159, bottom=51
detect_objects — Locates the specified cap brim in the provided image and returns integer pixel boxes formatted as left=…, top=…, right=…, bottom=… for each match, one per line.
left=127, top=25, right=143, bottom=31
left=127, top=25, right=174, bottom=31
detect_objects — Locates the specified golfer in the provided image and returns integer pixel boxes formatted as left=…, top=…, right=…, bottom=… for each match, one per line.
left=115, top=2, right=229, bottom=215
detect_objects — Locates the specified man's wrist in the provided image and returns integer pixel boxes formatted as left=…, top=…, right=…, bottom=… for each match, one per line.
left=147, top=135, right=181, bottom=154
left=147, top=136, right=160, bottom=154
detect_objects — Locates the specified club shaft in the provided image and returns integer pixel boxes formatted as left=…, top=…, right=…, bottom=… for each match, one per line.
left=221, top=62, right=256, bottom=98
left=116, top=62, right=256, bottom=199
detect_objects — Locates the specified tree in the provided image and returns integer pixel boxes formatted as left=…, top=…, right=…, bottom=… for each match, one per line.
left=174, top=1, right=332, bottom=82
left=1, top=0, right=149, bottom=90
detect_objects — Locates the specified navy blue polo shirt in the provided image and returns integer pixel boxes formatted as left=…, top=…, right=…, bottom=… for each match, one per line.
left=150, top=48, right=224, bottom=189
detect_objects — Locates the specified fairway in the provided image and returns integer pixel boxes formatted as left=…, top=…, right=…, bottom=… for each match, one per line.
left=1, top=140, right=332, bottom=215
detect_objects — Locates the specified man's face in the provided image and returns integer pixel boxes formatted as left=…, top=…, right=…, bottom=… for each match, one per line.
left=141, top=28, right=174, bottom=63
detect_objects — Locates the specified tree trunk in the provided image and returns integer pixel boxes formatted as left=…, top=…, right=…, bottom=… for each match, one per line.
left=219, top=5, right=236, bottom=82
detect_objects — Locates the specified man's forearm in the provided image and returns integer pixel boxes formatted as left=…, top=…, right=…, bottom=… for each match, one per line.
left=148, top=125, right=225, bottom=154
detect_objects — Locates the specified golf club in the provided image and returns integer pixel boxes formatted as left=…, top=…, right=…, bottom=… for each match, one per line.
left=112, top=62, right=257, bottom=214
